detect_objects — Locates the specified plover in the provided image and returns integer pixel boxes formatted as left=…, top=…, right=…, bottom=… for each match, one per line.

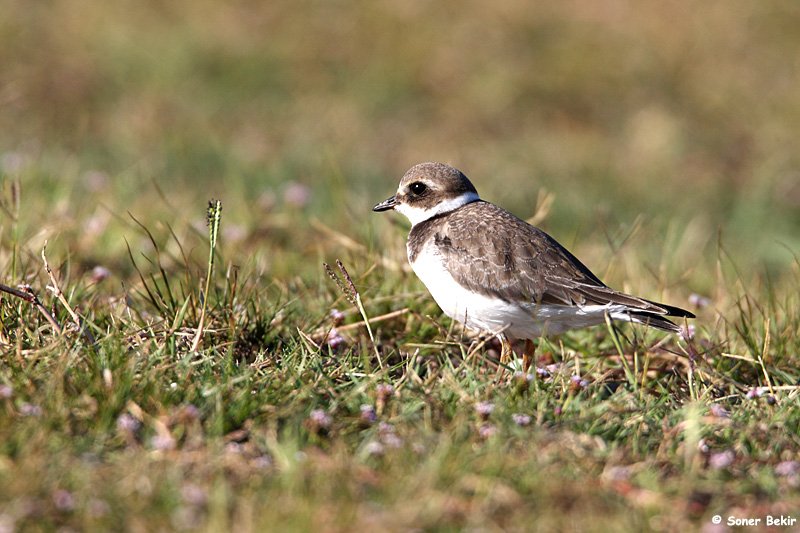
left=373, top=162, right=694, bottom=370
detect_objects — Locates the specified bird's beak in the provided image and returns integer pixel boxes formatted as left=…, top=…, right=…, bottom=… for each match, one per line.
left=373, top=195, right=397, bottom=212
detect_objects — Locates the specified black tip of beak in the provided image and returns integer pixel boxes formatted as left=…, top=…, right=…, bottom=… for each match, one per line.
left=373, top=196, right=397, bottom=212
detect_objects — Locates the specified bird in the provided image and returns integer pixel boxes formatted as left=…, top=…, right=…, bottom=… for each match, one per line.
left=373, top=162, right=694, bottom=371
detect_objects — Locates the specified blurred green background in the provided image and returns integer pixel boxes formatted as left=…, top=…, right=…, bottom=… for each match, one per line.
left=2, top=0, right=799, bottom=286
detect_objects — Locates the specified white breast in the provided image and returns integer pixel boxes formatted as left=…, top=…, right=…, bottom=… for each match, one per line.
left=408, top=240, right=625, bottom=339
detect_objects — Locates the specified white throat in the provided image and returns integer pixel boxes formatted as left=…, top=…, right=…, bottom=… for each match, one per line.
left=395, top=191, right=480, bottom=226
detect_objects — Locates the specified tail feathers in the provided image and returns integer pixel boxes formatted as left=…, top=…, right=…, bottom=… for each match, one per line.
left=627, top=313, right=681, bottom=333
left=610, top=308, right=692, bottom=334
left=572, top=284, right=695, bottom=321
left=641, top=298, right=695, bottom=319
left=546, top=278, right=695, bottom=335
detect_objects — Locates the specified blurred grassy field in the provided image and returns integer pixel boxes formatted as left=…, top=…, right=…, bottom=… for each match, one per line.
left=2, top=0, right=800, bottom=531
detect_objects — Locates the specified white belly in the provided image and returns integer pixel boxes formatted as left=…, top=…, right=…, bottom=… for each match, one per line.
left=409, top=243, right=622, bottom=338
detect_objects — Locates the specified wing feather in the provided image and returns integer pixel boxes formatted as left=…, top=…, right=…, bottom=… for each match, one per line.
left=428, top=202, right=693, bottom=323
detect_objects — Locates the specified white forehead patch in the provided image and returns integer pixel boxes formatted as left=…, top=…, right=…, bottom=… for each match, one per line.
left=394, top=191, right=480, bottom=226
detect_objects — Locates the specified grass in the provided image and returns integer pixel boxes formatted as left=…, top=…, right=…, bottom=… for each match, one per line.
left=0, top=200, right=798, bottom=531
left=2, top=0, right=800, bottom=531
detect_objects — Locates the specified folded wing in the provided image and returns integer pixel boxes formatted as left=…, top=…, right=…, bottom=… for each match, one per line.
left=433, top=202, right=694, bottom=332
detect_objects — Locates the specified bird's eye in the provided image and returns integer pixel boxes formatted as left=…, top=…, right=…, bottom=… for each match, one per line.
left=409, top=182, right=427, bottom=195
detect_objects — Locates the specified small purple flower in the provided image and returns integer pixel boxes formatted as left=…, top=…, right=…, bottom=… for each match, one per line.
left=745, top=387, right=763, bottom=400
left=478, top=423, right=497, bottom=439
left=554, top=406, right=563, bottom=416
left=151, top=434, right=176, bottom=451
left=19, top=403, right=42, bottom=417
left=513, top=371, right=535, bottom=388
left=225, top=442, right=244, bottom=455
left=382, top=432, right=403, bottom=449
left=283, top=182, right=311, bottom=208
left=326, top=328, right=346, bottom=349
left=181, top=483, right=207, bottom=507
left=708, top=450, right=735, bottom=469
left=512, top=413, right=532, bottom=426
left=378, top=421, right=395, bottom=435
left=330, top=309, right=346, bottom=324
left=775, top=461, right=800, bottom=477
left=535, top=367, right=550, bottom=377
left=365, top=441, right=384, bottom=456
left=184, top=404, right=200, bottom=419
left=89, top=266, right=111, bottom=283
left=376, top=384, right=395, bottom=400
left=708, top=404, right=729, bottom=418
left=679, top=324, right=696, bottom=341
left=309, top=409, right=332, bottom=429
left=52, top=489, right=75, bottom=512
left=604, top=466, right=632, bottom=482
left=570, top=375, right=589, bottom=388
left=0, top=384, right=12, bottom=398
left=688, top=294, right=710, bottom=308
left=360, top=404, right=376, bottom=423
left=253, top=455, right=273, bottom=469
left=697, top=438, right=710, bottom=454
left=376, top=384, right=395, bottom=412
left=475, top=401, right=495, bottom=419
left=117, top=413, right=141, bottom=433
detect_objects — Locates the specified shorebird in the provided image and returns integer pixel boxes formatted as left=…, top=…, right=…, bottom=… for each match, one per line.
left=373, top=162, right=694, bottom=370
